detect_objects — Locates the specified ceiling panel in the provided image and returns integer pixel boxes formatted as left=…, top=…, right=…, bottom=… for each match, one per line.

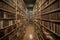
left=24, top=0, right=36, bottom=4
left=23, top=0, right=36, bottom=11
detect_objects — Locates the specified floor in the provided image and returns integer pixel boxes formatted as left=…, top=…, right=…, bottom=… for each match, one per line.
left=23, top=24, right=38, bottom=40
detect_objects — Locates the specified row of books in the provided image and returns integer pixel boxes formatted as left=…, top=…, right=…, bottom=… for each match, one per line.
left=41, top=0, right=59, bottom=15
left=33, top=0, right=60, bottom=39
left=41, top=21, right=60, bottom=34
left=34, top=23, right=45, bottom=40
left=41, top=12, right=60, bottom=20
left=0, top=0, right=27, bottom=40
left=0, top=20, right=15, bottom=29
left=0, top=29, right=17, bottom=40
left=0, top=10, right=15, bottom=19
left=40, top=0, right=60, bottom=37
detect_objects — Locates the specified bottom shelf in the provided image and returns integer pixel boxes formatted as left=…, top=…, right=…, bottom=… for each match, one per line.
left=40, top=23, right=60, bottom=38
left=0, top=28, right=17, bottom=40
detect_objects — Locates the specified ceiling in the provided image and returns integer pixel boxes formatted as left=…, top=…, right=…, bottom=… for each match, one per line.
left=24, top=0, right=36, bottom=4
left=24, top=0, right=36, bottom=9
left=23, top=0, right=36, bottom=21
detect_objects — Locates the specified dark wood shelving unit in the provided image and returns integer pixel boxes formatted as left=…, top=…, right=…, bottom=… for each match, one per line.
left=33, top=0, right=60, bottom=39
left=0, top=0, right=27, bottom=40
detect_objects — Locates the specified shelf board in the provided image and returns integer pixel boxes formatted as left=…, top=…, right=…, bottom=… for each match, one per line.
left=41, top=8, right=60, bottom=15
left=0, top=24, right=16, bottom=30
left=0, top=18, right=15, bottom=20
left=40, top=19, right=60, bottom=23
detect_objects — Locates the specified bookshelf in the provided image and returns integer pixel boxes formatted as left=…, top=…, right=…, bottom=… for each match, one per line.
left=33, top=0, right=60, bottom=39
left=0, top=0, right=27, bottom=40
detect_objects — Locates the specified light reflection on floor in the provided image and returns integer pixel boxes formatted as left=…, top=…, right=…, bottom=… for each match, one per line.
left=29, top=34, right=33, bottom=40
left=23, top=24, right=37, bottom=40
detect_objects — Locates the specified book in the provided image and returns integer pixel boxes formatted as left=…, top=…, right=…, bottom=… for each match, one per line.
left=0, top=21, right=3, bottom=29
left=57, top=12, right=60, bottom=20
left=58, top=24, right=60, bottom=35
left=4, top=27, right=9, bottom=36
left=41, top=21, right=44, bottom=24
left=49, top=14, right=52, bottom=20
left=55, top=24, right=59, bottom=34
left=59, top=0, right=60, bottom=8
left=0, top=10, right=4, bottom=18
left=49, top=22, right=53, bottom=30
left=46, top=22, right=49, bottom=29
left=47, top=15, right=49, bottom=19
left=53, top=0, right=59, bottom=9
left=4, top=12, right=8, bottom=19
left=52, top=23, right=56, bottom=32
left=56, top=24, right=60, bottom=35
left=51, top=13, right=57, bottom=20
left=9, top=21, right=13, bottom=26
left=0, top=29, right=4, bottom=38
left=3, top=20, right=9, bottom=27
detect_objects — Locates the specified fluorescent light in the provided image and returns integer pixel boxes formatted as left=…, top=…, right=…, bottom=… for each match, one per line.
left=27, top=4, right=34, bottom=7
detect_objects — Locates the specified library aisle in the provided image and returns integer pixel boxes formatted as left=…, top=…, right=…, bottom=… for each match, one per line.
left=0, top=0, right=60, bottom=40
left=23, top=24, right=38, bottom=40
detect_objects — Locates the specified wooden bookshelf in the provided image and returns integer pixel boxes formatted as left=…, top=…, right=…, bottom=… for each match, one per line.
left=41, top=8, right=60, bottom=15
left=33, top=0, right=60, bottom=39
left=40, top=19, right=60, bottom=23
left=0, top=0, right=27, bottom=40
left=40, top=23, right=60, bottom=37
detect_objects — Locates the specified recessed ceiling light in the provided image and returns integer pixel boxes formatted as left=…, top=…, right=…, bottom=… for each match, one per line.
left=27, top=4, right=34, bottom=7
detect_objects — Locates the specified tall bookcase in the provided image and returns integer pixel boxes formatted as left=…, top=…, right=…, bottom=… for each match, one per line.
left=0, top=0, right=27, bottom=40
left=33, top=0, right=60, bottom=39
